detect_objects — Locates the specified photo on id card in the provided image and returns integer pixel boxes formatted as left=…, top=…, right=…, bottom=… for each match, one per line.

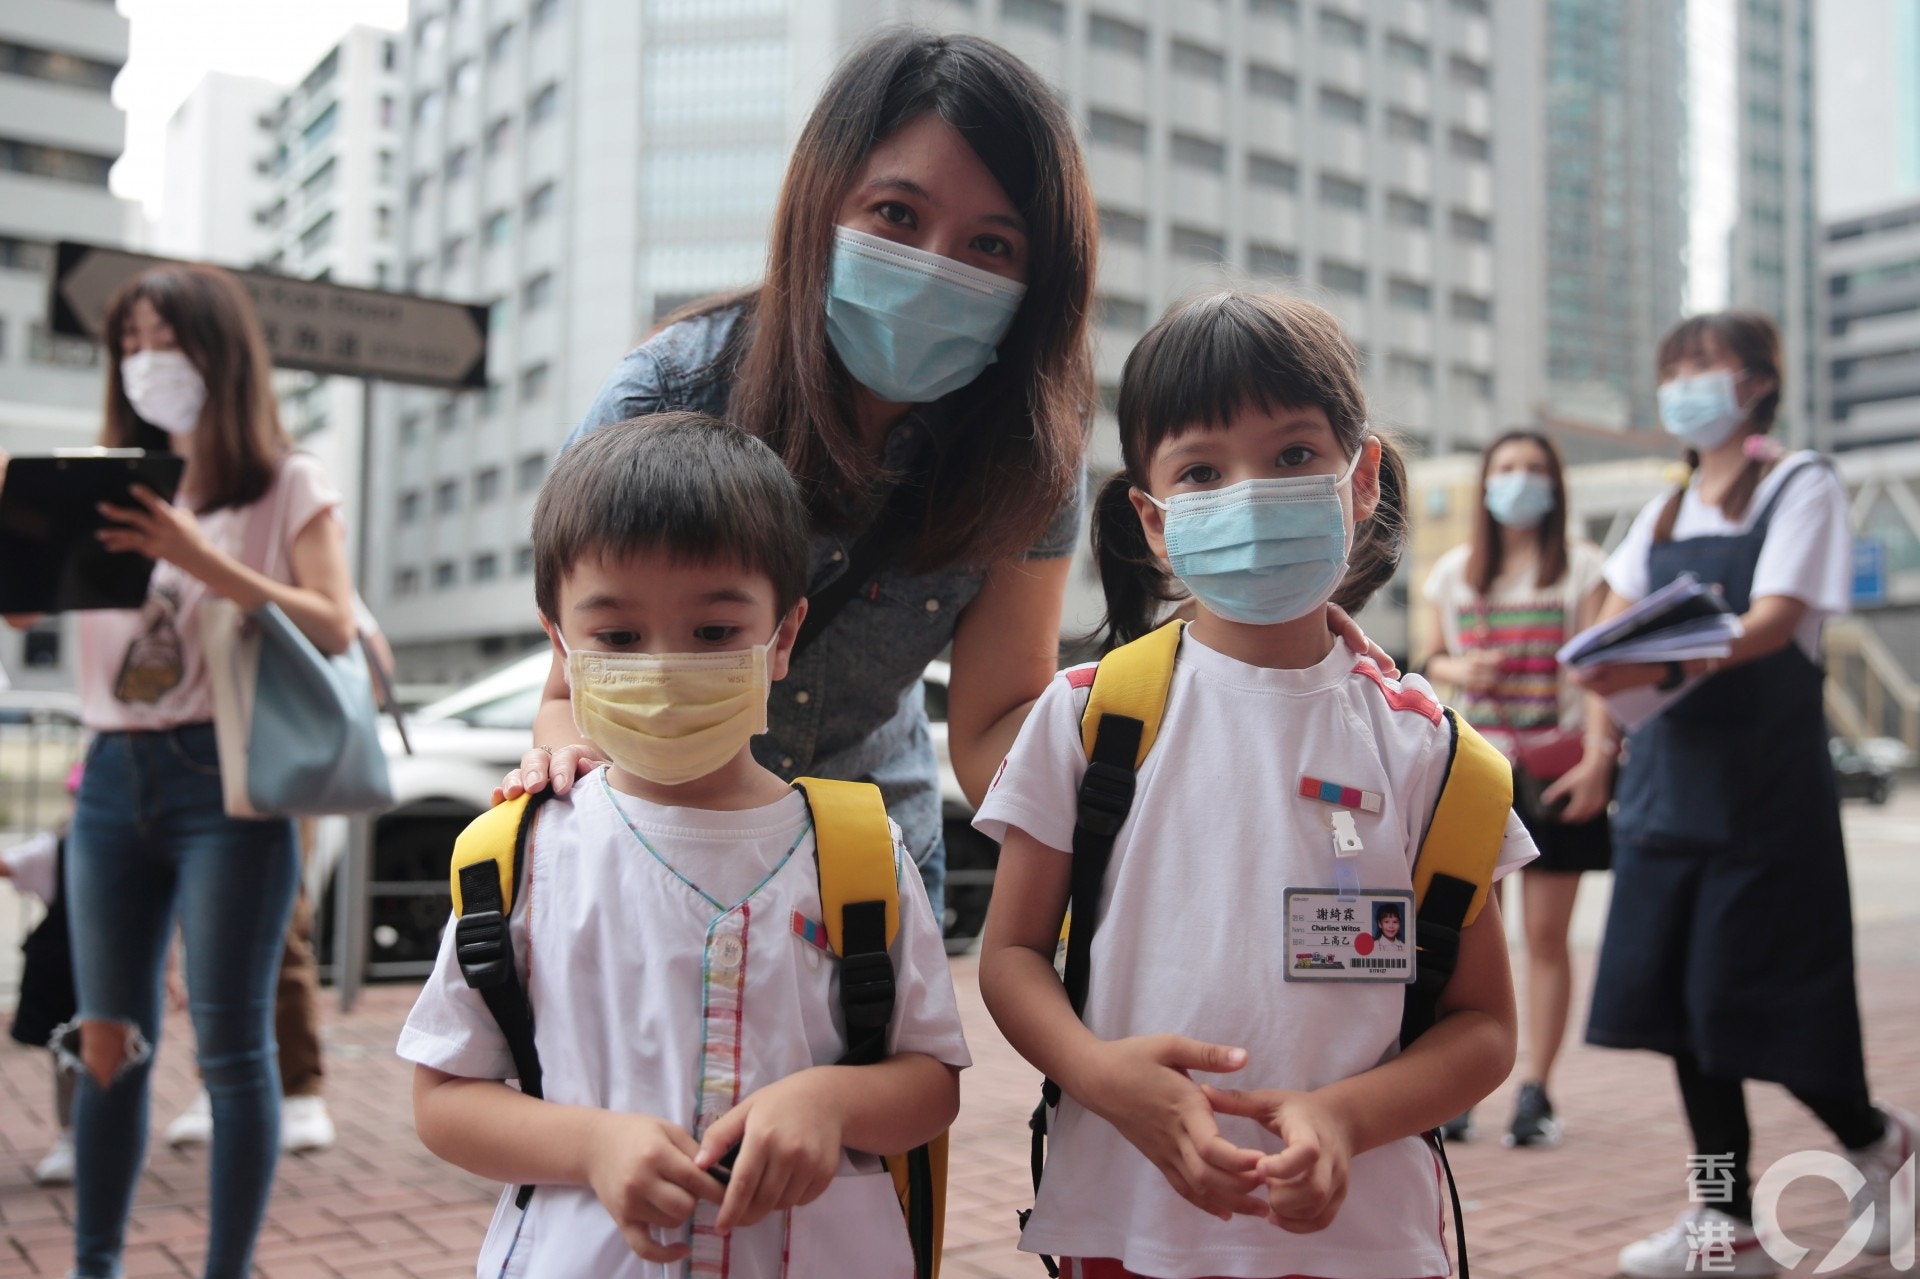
left=1284, top=888, right=1415, bottom=983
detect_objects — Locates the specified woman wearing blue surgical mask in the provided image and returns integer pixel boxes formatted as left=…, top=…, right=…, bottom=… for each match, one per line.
left=1421, top=430, right=1613, bottom=1152
left=1577, top=311, right=1914, bottom=1278
left=503, top=28, right=1403, bottom=924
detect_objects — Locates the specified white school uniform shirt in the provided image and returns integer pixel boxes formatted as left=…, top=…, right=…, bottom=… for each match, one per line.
left=973, top=633, right=1536, bottom=1279
left=1604, top=450, right=1851, bottom=660
left=398, top=771, right=970, bottom=1279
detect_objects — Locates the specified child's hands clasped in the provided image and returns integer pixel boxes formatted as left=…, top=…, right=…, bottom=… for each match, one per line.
left=584, top=1113, right=725, bottom=1263
left=1201, top=1085, right=1355, bottom=1233
left=695, top=1069, right=845, bottom=1234
left=1081, top=1035, right=1269, bottom=1221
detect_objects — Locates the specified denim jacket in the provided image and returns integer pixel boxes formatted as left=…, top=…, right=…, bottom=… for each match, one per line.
left=567, top=307, right=1084, bottom=913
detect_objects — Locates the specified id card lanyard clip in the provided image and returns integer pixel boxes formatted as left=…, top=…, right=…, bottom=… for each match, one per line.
left=1330, top=810, right=1363, bottom=901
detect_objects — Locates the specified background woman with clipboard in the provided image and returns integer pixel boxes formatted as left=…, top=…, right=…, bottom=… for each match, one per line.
left=5, top=263, right=360, bottom=1279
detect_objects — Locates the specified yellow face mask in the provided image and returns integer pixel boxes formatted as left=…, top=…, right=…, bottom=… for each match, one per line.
left=563, top=640, right=772, bottom=786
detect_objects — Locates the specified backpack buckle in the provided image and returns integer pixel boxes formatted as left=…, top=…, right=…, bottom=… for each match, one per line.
left=838, top=949, right=895, bottom=1033
left=1075, top=760, right=1136, bottom=837
left=455, top=910, right=513, bottom=990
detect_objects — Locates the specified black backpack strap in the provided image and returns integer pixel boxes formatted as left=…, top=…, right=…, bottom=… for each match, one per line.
left=453, top=788, right=550, bottom=1209
left=835, top=897, right=895, bottom=1068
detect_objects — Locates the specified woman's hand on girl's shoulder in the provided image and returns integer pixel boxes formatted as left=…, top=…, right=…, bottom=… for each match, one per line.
left=1326, top=605, right=1398, bottom=678
left=493, top=743, right=605, bottom=806
left=1077, top=1034, right=1269, bottom=1222
left=1200, top=1085, right=1353, bottom=1234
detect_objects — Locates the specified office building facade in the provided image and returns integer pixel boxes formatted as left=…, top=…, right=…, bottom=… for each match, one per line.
left=1821, top=199, right=1920, bottom=452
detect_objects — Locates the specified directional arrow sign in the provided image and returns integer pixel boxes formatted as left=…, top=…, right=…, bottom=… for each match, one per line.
left=50, top=242, right=489, bottom=391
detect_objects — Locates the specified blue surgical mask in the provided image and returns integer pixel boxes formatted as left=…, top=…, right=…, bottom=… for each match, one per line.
left=1658, top=370, right=1746, bottom=450
left=824, top=226, right=1027, bottom=404
left=1484, top=472, right=1556, bottom=529
left=1144, top=446, right=1364, bottom=625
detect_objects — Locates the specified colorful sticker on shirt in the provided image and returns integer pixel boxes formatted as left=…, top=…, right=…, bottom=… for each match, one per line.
left=1283, top=888, right=1415, bottom=983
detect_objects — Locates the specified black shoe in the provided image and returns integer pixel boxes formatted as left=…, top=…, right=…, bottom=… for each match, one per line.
left=1504, top=1081, right=1563, bottom=1148
left=1439, top=1109, right=1473, bottom=1143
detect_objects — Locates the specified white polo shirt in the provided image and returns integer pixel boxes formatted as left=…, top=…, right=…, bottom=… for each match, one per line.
left=399, top=772, right=969, bottom=1279
left=974, top=633, right=1535, bottom=1279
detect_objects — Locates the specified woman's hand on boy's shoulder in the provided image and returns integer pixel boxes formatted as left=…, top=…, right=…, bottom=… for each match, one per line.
left=585, top=1113, right=724, bottom=1264
left=1200, top=1085, right=1354, bottom=1234
left=495, top=743, right=606, bottom=806
left=1076, top=1035, right=1269, bottom=1222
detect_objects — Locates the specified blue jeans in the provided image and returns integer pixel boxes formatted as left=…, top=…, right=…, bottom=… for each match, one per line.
left=65, top=724, right=298, bottom=1279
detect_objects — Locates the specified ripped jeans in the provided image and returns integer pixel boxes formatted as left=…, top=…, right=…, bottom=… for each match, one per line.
left=64, top=724, right=298, bottom=1279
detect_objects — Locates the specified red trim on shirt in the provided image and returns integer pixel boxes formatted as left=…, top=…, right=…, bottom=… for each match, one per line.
left=1351, top=661, right=1443, bottom=724
left=1065, top=665, right=1098, bottom=690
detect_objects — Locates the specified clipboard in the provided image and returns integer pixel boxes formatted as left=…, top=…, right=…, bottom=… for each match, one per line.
left=0, top=449, right=188, bottom=612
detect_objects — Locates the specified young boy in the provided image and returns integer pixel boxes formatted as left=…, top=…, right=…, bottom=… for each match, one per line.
left=399, top=415, right=968, bottom=1278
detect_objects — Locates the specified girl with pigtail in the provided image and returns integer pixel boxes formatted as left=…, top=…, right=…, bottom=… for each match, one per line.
left=976, top=290, right=1532, bottom=1279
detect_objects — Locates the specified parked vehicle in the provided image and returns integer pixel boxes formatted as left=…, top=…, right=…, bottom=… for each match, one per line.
left=313, top=652, right=995, bottom=978
left=1831, top=737, right=1896, bottom=805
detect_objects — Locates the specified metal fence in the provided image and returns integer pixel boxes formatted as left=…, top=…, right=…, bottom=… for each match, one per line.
left=0, top=697, right=86, bottom=1007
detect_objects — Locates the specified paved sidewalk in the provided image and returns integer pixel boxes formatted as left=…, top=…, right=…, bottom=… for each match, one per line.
left=5, top=794, right=1918, bottom=1277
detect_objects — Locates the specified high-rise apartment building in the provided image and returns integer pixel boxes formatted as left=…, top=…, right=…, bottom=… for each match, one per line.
left=372, top=0, right=1513, bottom=676
left=154, top=72, right=282, bottom=268
left=1819, top=0, right=1920, bottom=219
left=1819, top=199, right=1920, bottom=452
left=0, top=0, right=135, bottom=687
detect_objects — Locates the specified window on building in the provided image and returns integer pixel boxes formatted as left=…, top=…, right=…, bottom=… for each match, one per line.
left=436, top=400, right=459, bottom=432
left=446, top=146, right=471, bottom=180
left=400, top=412, right=425, bottom=445
left=1450, top=208, right=1492, bottom=242
left=1319, top=87, right=1366, bottom=125
left=1089, top=109, right=1148, bottom=153
left=522, top=272, right=554, bottom=311
left=1098, top=207, right=1148, bottom=246
left=394, top=566, right=421, bottom=597
left=379, top=95, right=396, bottom=127
left=433, top=561, right=458, bottom=589
left=521, top=361, right=550, bottom=401
left=435, top=479, right=460, bottom=514
left=516, top=452, right=546, bottom=493
left=484, top=209, right=512, bottom=246
left=1250, top=0, right=1300, bottom=20
left=450, top=58, right=478, bottom=98
left=1171, top=132, right=1226, bottom=173
left=441, top=235, right=467, bottom=270
left=1388, top=353, right=1435, bottom=387
left=481, top=381, right=504, bottom=415
left=1387, top=107, right=1430, bottom=143
left=528, top=82, right=560, bottom=126
left=1004, top=0, right=1066, bottom=33
left=376, top=205, right=393, bottom=241
left=0, top=139, right=114, bottom=187
left=472, top=552, right=499, bottom=582
left=532, top=0, right=561, bottom=27
left=1385, top=33, right=1429, bottom=67
left=1450, top=290, right=1493, bottom=322
left=1318, top=259, right=1366, bottom=295
left=1171, top=40, right=1226, bottom=82
left=1318, top=8, right=1366, bottom=47
left=1247, top=152, right=1299, bottom=191
left=383, top=39, right=398, bottom=70
left=1088, top=13, right=1148, bottom=57
left=1247, top=242, right=1300, bottom=277
left=377, top=150, right=395, bottom=185
left=1248, top=62, right=1298, bottom=103
left=0, top=39, right=122, bottom=91
left=1388, top=277, right=1432, bottom=310
left=26, top=322, right=99, bottom=368
left=1170, top=225, right=1227, bottom=261
left=525, top=181, right=557, bottom=222
left=484, top=116, right=512, bottom=156
left=408, top=173, right=433, bottom=210
left=1448, top=54, right=1490, bottom=89
left=397, top=489, right=422, bottom=523
left=299, top=211, right=335, bottom=256
left=488, top=23, right=515, bottom=63
left=405, top=258, right=429, bottom=290
left=1452, top=363, right=1495, bottom=400
left=1320, top=173, right=1366, bottom=211
left=515, top=544, right=536, bottom=575
left=475, top=466, right=501, bottom=503
left=416, top=14, right=444, bottom=49
left=1451, top=0, right=1489, bottom=14
left=1449, top=127, right=1492, bottom=162
left=412, top=90, right=440, bottom=127
left=1386, top=192, right=1430, bottom=227
left=1097, top=294, right=1149, bottom=331
left=0, top=237, right=53, bottom=273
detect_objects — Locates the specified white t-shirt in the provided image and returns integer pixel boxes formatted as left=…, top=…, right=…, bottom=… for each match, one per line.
left=1604, top=452, right=1850, bottom=660
left=972, top=632, right=1536, bottom=1279
left=75, top=453, right=342, bottom=731
left=1422, top=540, right=1607, bottom=741
left=398, top=774, right=970, bottom=1279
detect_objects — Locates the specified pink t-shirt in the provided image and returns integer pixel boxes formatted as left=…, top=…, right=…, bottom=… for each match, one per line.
left=76, top=453, right=342, bottom=732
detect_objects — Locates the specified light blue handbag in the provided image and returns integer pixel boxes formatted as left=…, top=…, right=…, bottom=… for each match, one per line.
left=204, top=599, right=394, bottom=819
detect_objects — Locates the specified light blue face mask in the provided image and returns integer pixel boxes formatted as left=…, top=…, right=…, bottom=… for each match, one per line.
left=1143, top=446, right=1364, bottom=625
left=824, top=226, right=1027, bottom=404
left=1657, top=370, right=1746, bottom=450
left=1484, top=472, right=1557, bottom=529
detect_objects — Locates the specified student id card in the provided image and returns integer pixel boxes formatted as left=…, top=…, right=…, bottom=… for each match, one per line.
left=1284, top=888, right=1416, bottom=983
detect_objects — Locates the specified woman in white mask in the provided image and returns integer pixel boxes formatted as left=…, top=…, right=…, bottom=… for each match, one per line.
left=1577, top=311, right=1915, bottom=1278
left=1421, top=430, right=1613, bottom=1150
left=497, top=28, right=1396, bottom=929
left=16, top=265, right=360, bottom=1279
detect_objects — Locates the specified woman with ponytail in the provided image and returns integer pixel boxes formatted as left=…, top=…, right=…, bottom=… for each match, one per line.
left=1579, top=310, right=1916, bottom=1278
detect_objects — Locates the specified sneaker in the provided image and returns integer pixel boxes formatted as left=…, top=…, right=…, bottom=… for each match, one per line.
left=280, top=1095, right=336, bottom=1154
left=1503, top=1080, right=1564, bottom=1148
left=1847, top=1101, right=1919, bottom=1255
left=33, top=1130, right=75, bottom=1185
left=1439, top=1110, right=1473, bottom=1143
left=1618, top=1207, right=1777, bottom=1278
left=164, top=1089, right=213, bottom=1147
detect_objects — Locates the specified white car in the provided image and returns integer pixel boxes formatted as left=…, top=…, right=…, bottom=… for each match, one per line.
left=312, top=653, right=993, bottom=977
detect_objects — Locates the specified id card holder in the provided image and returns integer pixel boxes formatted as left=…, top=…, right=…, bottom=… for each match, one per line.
left=1284, top=887, right=1416, bottom=983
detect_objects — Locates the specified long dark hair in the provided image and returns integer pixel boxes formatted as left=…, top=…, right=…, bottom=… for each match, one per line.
left=101, top=264, right=289, bottom=513
left=1653, top=310, right=1783, bottom=543
left=680, top=28, right=1095, bottom=571
left=1466, top=429, right=1570, bottom=594
left=1088, top=291, right=1408, bottom=650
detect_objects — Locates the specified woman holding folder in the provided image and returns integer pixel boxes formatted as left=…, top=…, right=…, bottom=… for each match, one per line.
left=1575, top=310, right=1914, bottom=1278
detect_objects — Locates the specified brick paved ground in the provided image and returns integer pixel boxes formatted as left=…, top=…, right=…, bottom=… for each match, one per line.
left=5, top=794, right=1918, bottom=1278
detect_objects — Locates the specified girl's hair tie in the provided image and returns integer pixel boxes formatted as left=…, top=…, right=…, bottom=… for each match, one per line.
left=1743, top=433, right=1785, bottom=464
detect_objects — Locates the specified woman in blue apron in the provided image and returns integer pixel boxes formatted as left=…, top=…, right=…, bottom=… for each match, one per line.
left=1574, top=311, right=1915, bottom=1279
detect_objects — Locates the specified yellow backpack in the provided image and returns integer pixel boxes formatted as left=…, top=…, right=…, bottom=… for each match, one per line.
left=447, top=777, right=946, bottom=1278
